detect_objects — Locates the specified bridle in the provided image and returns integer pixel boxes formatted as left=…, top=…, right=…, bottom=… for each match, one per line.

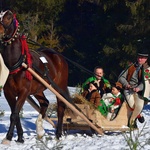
left=0, top=11, right=13, bottom=30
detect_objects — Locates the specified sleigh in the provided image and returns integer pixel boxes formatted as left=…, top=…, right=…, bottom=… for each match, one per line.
left=49, top=93, right=132, bottom=133
left=62, top=100, right=131, bottom=132
left=63, top=102, right=130, bottom=131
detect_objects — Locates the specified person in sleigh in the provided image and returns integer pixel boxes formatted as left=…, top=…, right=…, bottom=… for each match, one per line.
left=81, top=81, right=101, bottom=107
left=97, top=82, right=124, bottom=121
left=81, top=66, right=111, bottom=98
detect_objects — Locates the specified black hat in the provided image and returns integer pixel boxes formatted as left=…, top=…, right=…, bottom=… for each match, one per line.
left=90, top=81, right=98, bottom=89
left=137, top=39, right=149, bottom=57
left=138, top=50, right=149, bottom=57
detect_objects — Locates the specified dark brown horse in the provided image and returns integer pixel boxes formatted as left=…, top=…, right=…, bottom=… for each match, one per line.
left=0, top=10, right=69, bottom=143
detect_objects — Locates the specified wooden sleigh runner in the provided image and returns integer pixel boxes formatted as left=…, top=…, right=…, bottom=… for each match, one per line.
left=62, top=101, right=131, bottom=132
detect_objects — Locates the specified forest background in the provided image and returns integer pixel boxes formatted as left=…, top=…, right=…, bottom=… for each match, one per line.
left=1, top=0, right=150, bottom=86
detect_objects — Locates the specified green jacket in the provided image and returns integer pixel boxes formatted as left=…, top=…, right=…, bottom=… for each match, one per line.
left=82, top=76, right=111, bottom=92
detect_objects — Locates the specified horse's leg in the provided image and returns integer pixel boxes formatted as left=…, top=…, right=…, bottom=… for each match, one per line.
left=34, top=92, right=49, bottom=139
left=56, top=98, right=66, bottom=139
left=7, top=110, right=24, bottom=143
left=34, top=92, right=49, bottom=118
left=4, top=90, right=27, bottom=143
left=55, top=79, right=69, bottom=139
left=1, top=94, right=16, bottom=144
left=13, top=95, right=27, bottom=143
left=15, top=116, right=24, bottom=143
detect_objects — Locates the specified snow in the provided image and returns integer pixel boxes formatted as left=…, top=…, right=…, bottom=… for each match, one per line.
left=0, top=87, right=150, bottom=150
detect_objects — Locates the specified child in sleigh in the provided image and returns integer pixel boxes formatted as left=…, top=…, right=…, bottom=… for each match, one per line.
left=81, top=80, right=124, bottom=121
left=81, top=81, right=101, bottom=107
left=97, top=82, right=124, bottom=121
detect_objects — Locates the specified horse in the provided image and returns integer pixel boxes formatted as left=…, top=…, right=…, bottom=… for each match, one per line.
left=0, top=10, right=69, bottom=144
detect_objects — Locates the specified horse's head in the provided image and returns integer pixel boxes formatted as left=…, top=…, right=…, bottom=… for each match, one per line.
left=0, top=10, right=14, bottom=40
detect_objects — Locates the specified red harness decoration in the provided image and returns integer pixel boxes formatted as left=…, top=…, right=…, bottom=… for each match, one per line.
left=9, top=67, right=23, bottom=75
left=21, top=35, right=33, bottom=80
left=5, top=15, right=33, bottom=80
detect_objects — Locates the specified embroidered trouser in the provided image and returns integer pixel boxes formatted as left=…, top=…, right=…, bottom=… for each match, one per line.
left=124, top=89, right=144, bottom=124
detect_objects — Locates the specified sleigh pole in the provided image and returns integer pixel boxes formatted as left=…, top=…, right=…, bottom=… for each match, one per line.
left=22, top=63, right=103, bottom=135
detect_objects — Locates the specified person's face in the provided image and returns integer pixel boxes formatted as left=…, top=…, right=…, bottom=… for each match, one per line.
left=95, top=68, right=104, bottom=80
left=111, top=87, right=119, bottom=95
left=89, top=83, right=97, bottom=91
left=137, top=56, right=148, bottom=65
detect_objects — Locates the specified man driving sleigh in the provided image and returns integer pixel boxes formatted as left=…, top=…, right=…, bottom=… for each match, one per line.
left=118, top=45, right=150, bottom=129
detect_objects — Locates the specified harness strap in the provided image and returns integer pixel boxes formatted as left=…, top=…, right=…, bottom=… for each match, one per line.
left=32, top=64, right=47, bottom=78
left=30, top=50, right=48, bottom=77
left=9, top=55, right=25, bottom=73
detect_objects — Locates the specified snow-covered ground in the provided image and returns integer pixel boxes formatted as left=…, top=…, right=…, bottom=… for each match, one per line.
left=0, top=87, right=150, bottom=150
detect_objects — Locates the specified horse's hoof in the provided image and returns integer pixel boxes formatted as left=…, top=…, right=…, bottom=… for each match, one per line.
left=56, top=133, right=62, bottom=140
left=37, top=134, right=44, bottom=139
left=16, top=139, right=24, bottom=143
left=36, top=124, right=45, bottom=139
left=1, top=138, right=11, bottom=145
left=36, top=128, right=45, bottom=139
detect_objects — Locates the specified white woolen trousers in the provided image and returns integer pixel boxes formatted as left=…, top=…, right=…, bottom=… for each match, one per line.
left=124, top=90, right=144, bottom=124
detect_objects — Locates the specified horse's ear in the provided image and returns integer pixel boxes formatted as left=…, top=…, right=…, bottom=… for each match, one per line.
left=2, top=10, right=13, bottom=27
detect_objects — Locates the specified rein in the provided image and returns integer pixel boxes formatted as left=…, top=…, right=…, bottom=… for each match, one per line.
left=28, top=39, right=94, bottom=77
left=28, top=39, right=117, bottom=85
